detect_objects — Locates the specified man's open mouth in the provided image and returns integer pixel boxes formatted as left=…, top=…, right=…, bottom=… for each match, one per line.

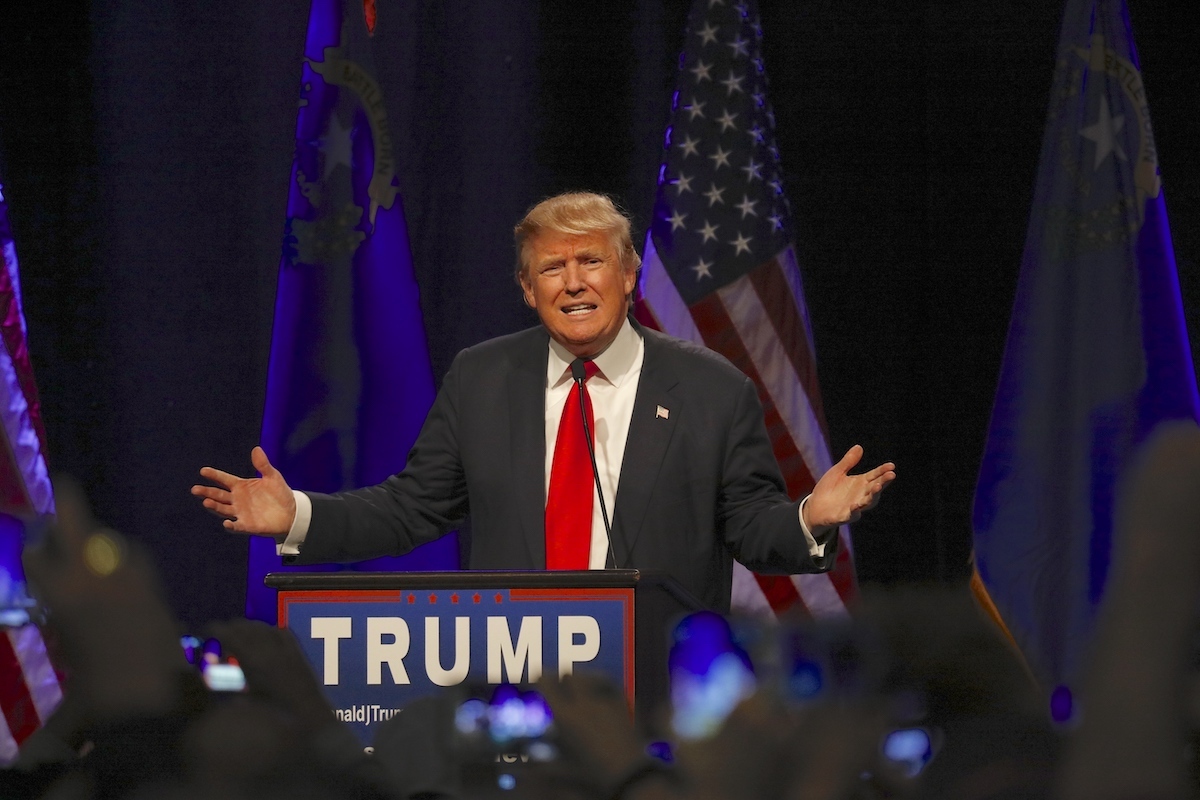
left=562, top=304, right=596, bottom=316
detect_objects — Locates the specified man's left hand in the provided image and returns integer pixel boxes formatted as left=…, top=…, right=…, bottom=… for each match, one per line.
left=803, top=445, right=895, bottom=530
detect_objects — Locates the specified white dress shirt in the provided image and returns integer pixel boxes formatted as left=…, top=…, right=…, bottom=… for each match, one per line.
left=544, top=315, right=643, bottom=568
left=279, top=317, right=823, bottom=562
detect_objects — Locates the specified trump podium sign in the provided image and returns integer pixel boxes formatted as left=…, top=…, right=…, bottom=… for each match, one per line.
left=270, top=571, right=650, bottom=744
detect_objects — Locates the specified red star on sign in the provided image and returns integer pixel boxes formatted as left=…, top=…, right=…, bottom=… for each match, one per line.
left=429, top=594, right=438, bottom=604
left=494, top=593, right=503, bottom=603
left=363, top=0, right=376, bottom=35
left=406, top=594, right=415, bottom=604
left=472, top=593, right=481, bottom=604
left=450, top=593, right=459, bottom=604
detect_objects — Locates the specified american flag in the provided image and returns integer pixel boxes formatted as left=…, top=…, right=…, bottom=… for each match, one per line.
left=0, top=181, right=63, bottom=761
left=634, top=0, right=856, bottom=618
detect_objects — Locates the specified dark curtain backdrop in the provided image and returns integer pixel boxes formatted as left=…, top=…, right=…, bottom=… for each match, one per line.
left=1, top=0, right=1196, bottom=628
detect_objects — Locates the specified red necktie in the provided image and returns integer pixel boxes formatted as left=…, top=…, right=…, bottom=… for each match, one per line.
left=545, top=359, right=600, bottom=570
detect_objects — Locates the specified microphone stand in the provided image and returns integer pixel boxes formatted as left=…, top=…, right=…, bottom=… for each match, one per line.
left=572, top=358, right=618, bottom=569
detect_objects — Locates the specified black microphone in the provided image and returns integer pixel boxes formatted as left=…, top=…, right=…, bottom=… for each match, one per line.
left=571, top=358, right=618, bottom=569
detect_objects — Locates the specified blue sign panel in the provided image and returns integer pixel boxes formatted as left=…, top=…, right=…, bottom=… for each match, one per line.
left=279, top=587, right=634, bottom=744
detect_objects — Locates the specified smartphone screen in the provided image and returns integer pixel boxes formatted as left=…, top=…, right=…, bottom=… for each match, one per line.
left=455, top=684, right=557, bottom=796
left=668, top=612, right=757, bottom=740
left=454, top=684, right=555, bottom=758
left=880, top=727, right=937, bottom=777
left=181, top=635, right=247, bottom=692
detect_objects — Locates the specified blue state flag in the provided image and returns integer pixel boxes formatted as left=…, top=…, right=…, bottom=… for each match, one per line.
left=248, top=0, right=458, bottom=623
left=973, top=0, right=1200, bottom=691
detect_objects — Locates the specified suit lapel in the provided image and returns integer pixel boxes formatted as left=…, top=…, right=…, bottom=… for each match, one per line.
left=508, top=331, right=549, bottom=568
left=612, top=330, right=681, bottom=565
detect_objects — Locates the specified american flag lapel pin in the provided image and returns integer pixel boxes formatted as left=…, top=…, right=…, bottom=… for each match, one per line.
left=656, top=405, right=670, bottom=420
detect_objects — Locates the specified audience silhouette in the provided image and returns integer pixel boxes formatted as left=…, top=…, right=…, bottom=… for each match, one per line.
left=4, top=422, right=1198, bottom=798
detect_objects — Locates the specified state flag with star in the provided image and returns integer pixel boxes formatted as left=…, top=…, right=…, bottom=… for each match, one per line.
left=248, top=0, right=459, bottom=624
left=634, top=0, right=857, bottom=619
left=972, top=0, right=1200, bottom=691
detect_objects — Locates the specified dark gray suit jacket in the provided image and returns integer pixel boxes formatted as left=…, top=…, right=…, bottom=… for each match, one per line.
left=292, top=320, right=835, bottom=611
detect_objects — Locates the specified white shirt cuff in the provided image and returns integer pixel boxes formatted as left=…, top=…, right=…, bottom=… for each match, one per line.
left=797, top=495, right=827, bottom=559
left=277, top=490, right=312, bottom=556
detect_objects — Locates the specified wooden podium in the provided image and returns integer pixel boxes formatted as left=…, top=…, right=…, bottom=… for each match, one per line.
left=266, top=570, right=702, bottom=743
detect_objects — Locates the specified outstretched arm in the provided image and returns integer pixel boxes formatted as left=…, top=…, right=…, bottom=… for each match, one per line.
left=191, top=446, right=297, bottom=537
left=803, top=445, right=895, bottom=531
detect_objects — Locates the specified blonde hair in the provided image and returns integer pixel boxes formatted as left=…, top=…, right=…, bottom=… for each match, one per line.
left=513, top=192, right=642, bottom=283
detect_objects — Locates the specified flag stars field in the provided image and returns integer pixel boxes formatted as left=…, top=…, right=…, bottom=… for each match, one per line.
left=646, top=0, right=794, bottom=290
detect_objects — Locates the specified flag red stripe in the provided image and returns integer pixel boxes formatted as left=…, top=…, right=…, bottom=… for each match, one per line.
left=0, top=632, right=40, bottom=745
left=0, top=434, right=33, bottom=513
left=828, top=533, right=858, bottom=600
left=754, top=573, right=804, bottom=614
left=633, top=297, right=664, bottom=333
left=748, top=258, right=829, bottom=439
left=689, top=290, right=817, bottom=499
left=0, top=260, right=48, bottom=459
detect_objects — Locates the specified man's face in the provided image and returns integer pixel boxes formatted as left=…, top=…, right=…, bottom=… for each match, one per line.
left=520, top=229, right=637, bottom=359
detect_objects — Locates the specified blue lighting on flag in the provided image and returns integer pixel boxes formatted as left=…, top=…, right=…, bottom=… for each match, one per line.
left=972, top=0, right=1200, bottom=689
left=248, top=0, right=457, bottom=623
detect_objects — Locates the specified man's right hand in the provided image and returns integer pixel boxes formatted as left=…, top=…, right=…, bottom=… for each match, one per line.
left=191, top=446, right=296, bottom=537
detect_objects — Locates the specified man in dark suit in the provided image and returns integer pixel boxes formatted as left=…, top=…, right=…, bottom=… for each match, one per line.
left=194, top=192, right=894, bottom=611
